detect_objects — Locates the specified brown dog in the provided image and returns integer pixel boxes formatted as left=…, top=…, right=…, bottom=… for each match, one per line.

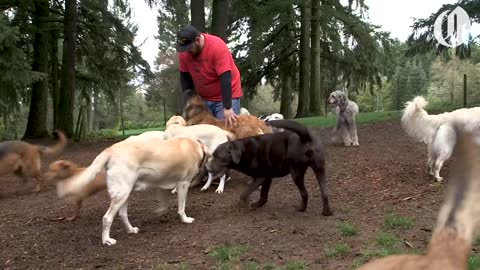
left=182, top=90, right=272, bottom=139
left=45, top=160, right=106, bottom=221
left=0, top=130, right=66, bottom=192
left=357, top=126, right=480, bottom=270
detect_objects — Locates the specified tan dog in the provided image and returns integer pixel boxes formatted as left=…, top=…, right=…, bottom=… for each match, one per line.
left=165, top=115, right=234, bottom=193
left=182, top=91, right=272, bottom=139
left=45, top=160, right=106, bottom=221
left=67, top=136, right=210, bottom=246
left=357, top=125, right=480, bottom=270
left=0, top=130, right=67, bottom=192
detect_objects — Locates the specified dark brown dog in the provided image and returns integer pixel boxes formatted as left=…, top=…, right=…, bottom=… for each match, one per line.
left=182, top=90, right=272, bottom=139
left=0, top=131, right=66, bottom=192
left=45, top=160, right=106, bottom=221
left=206, top=119, right=333, bottom=216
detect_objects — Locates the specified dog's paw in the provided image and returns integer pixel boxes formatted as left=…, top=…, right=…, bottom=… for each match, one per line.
left=200, top=186, right=209, bottom=192
left=239, top=199, right=250, bottom=209
left=181, top=216, right=195, bottom=223
left=352, top=143, right=359, bottom=147
left=215, top=187, right=224, bottom=194
left=435, top=177, right=443, bottom=182
left=127, top=227, right=140, bottom=234
left=171, top=188, right=177, bottom=194
left=102, top=237, right=117, bottom=246
left=154, top=207, right=168, bottom=216
left=65, top=216, right=77, bottom=222
left=322, top=208, right=334, bottom=216
left=250, top=200, right=266, bottom=208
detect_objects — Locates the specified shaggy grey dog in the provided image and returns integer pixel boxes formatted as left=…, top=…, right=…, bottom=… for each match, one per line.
left=328, top=90, right=359, bottom=146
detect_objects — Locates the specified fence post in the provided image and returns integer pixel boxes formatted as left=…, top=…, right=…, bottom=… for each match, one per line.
left=463, top=74, right=467, bottom=108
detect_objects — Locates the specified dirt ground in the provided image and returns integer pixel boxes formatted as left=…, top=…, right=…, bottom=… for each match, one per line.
left=0, top=120, right=462, bottom=269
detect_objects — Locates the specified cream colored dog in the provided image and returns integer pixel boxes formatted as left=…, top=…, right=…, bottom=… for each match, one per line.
left=66, top=136, right=210, bottom=246
left=401, top=96, right=480, bottom=181
left=165, top=115, right=234, bottom=194
left=123, top=130, right=165, bottom=142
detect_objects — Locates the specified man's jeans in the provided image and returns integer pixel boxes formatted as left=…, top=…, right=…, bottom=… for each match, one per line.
left=204, top=98, right=241, bottom=119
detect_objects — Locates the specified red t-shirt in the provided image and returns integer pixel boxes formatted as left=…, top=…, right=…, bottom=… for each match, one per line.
left=178, top=33, right=243, bottom=101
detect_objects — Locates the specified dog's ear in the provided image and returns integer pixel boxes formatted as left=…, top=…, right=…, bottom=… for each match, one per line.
left=229, top=142, right=242, bottom=164
left=340, top=93, right=347, bottom=104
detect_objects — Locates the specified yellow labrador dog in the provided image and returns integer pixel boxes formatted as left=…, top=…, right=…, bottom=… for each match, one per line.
left=165, top=116, right=234, bottom=194
left=66, top=136, right=210, bottom=246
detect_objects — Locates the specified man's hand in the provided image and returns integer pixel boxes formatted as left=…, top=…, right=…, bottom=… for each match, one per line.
left=224, top=108, right=238, bottom=128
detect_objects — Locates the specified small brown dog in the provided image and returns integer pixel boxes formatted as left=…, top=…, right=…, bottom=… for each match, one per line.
left=357, top=125, right=480, bottom=270
left=0, top=130, right=66, bottom=192
left=45, top=160, right=106, bottom=221
left=182, top=90, right=272, bottom=139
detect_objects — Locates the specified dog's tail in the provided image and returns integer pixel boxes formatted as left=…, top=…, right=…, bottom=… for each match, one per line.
left=401, top=96, right=442, bottom=144
left=38, top=130, right=67, bottom=155
left=58, top=149, right=111, bottom=198
left=267, top=120, right=312, bottom=143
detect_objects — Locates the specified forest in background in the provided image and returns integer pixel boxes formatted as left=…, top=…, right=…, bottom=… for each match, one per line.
left=0, top=0, right=479, bottom=140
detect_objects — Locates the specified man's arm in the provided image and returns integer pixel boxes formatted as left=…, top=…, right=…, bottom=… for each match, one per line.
left=180, top=71, right=194, bottom=92
left=219, top=71, right=232, bottom=109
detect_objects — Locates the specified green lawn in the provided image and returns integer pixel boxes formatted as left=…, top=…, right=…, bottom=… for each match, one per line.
left=294, top=110, right=401, bottom=128
left=109, top=110, right=402, bottom=138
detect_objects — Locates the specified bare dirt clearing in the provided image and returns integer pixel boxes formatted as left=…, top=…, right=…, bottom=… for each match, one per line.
left=0, top=120, right=461, bottom=269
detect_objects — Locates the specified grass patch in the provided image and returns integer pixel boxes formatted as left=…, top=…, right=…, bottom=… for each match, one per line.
left=352, top=231, right=404, bottom=269
left=469, top=254, right=480, bottom=270
left=208, top=244, right=248, bottom=263
left=281, top=261, right=309, bottom=270
left=351, top=248, right=401, bottom=269
left=325, top=243, right=350, bottom=258
left=336, top=222, right=358, bottom=237
left=376, top=232, right=402, bottom=249
left=384, top=213, right=414, bottom=230
left=295, top=110, right=401, bottom=128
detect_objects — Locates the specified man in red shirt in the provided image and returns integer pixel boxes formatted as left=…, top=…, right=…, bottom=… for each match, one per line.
left=176, top=25, right=243, bottom=127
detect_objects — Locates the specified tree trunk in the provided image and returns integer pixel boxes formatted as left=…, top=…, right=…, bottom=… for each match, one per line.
left=280, top=6, right=294, bottom=119
left=280, top=62, right=293, bottom=119
left=211, top=0, right=228, bottom=41
left=86, top=88, right=93, bottom=131
left=296, top=0, right=311, bottom=118
left=23, top=0, right=50, bottom=139
left=57, top=0, right=77, bottom=137
left=191, top=0, right=205, bottom=32
left=92, top=86, right=99, bottom=130
left=51, top=30, right=60, bottom=131
left=309, top=0, right=322, bottom=115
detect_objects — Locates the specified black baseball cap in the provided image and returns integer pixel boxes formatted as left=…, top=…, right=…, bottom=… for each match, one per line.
left=176, top=25, right=201, bottom=52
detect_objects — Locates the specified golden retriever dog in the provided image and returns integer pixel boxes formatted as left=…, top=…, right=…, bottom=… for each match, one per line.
left=182, top=90, right=272, bottom=139
left=357, top=125, right=480, bottom=270
left=66, top=136, right=210, bottom=246
left=45, top=160, right=106, bottom=221
left=0, top=130, right=67, bottom=192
